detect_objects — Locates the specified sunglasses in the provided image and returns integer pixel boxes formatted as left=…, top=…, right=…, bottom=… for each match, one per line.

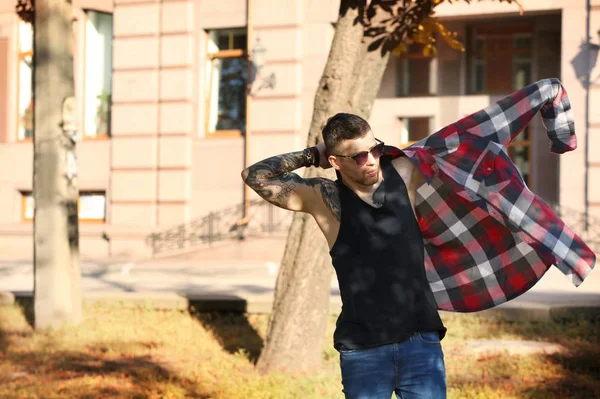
left=332, top=138, right=385, bottom=166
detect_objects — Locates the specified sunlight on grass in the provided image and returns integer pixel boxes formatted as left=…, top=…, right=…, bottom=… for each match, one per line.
left=0, top=302, right=598, bottom=398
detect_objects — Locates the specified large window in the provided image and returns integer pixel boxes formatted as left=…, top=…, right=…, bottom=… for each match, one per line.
left=205, top=28, right=247, bottom=137
left=468, top=24, right=533, bottom=94
left=84, top=11, right=113, bottom=139
left=22, top=191, right=107, bottom=223
left=17, top=21, right=34, bottom=141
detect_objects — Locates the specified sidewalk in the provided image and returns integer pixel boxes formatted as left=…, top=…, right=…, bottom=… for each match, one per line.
left=1, top=236, right=599, bottom=320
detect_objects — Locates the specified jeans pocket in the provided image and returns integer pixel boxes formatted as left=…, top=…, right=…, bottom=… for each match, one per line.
left=418, top=331, right=441, bottom=344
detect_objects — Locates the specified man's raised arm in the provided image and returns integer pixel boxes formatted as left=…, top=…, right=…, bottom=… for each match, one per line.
left=241, top=144, right=339, bottom=219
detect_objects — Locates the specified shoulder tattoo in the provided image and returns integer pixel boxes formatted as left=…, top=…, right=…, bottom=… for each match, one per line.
left=306, top=178, right=341, bottom=222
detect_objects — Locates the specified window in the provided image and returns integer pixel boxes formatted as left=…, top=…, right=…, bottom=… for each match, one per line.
left=84, top=11, right=113, bottom=139
left=396, top=43, right=437, bottom=97
left=17, top=20, right=34, bottom=141
left=21, top=191, right=107, bottom=223
left=22, top=191, right=34, bottom=220
left=205, top=28, right=247, bottom=136
left=467, top=25, right=533, bottom=94
left=78, top=192, right=107, bottom=222
left=399, top=117, right=431, bottom=147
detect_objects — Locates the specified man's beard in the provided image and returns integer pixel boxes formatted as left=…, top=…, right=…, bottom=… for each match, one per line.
left=349, top=166, right=380, bottom=187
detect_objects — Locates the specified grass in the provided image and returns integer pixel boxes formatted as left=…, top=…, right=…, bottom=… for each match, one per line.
left=0, top=302, right=599, bottom=399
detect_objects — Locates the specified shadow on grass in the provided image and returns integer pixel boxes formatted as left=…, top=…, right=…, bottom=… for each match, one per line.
left=448, top=336, right=600, bottom=398
left=11, top=293, right=35, bottom=327
left=1, top=342, right=211, bottom=398
left=519, top=347, right=600, bottom=398
left=0, top=307, right=211, bottom=398
left=191, top=310, right=264, bottom=364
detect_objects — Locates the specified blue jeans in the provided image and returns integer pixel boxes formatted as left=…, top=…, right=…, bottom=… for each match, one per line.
left=339, top=332, right=446, bottom=399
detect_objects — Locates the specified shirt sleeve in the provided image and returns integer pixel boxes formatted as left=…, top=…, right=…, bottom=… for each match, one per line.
left=453, top=78, right=577, bottom=153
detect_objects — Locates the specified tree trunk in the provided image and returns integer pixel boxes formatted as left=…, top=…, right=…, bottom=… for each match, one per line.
left=256, top=2, right=391, bottom=373
left=33, top=0, right=82, bottom=329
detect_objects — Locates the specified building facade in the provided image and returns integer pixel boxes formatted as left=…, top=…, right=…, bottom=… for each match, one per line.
left=0, top=0, right=598, bottom=258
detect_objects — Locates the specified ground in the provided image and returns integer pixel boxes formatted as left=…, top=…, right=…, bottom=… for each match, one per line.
left=0, top=302, right=599, bottom=399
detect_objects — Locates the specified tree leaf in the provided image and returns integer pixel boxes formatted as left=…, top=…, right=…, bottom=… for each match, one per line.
left=367, top=5, right=376, bottom=20
left=367, top=36, right=386, bottom=52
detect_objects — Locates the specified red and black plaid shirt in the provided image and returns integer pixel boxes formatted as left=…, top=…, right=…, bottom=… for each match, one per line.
left=390, top=78, right=596, bottom=312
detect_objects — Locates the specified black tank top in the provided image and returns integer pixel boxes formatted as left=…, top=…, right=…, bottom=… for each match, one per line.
left=330, top=156, right=446, bottom=350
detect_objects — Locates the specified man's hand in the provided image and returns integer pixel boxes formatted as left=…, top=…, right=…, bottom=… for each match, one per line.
left=315, top=142, right=332, bottom=169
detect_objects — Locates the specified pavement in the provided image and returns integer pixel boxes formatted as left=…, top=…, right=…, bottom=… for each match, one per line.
left=1, top=236, right=599, bottom=321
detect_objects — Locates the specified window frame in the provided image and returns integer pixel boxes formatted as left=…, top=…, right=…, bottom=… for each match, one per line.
left=82, top=10, right=113, bottom=141
left=16, top=20, right=34, bottom=142
left=21, top=190, right=107, bottom=223
left=204, top=28, right=248, bottom=138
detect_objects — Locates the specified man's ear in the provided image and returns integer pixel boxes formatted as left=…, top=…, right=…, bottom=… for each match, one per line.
left=329, top=155, right=341, bottom=171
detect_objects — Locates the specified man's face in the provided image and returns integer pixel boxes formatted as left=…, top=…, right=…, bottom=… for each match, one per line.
left=330, top=130, right=382, bottom=187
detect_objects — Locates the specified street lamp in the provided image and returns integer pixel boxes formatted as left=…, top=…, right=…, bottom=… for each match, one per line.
left=250, top=38, right=276, bottom=95
left=252, top=38, right=266, bottom=73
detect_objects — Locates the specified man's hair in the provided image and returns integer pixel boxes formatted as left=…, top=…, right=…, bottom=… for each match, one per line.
left=322, top=113, right=371, bottom=154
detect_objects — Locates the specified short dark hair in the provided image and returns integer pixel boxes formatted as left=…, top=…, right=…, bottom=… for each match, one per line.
left=322, top=113, right=371, bottom=154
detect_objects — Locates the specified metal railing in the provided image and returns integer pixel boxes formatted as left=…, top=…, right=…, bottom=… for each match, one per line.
left=144, top=199, right=598, bottom=257
left=145, top=200, right=292, bottom=256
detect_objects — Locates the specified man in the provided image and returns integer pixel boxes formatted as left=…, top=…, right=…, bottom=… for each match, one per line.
left=241, top=78, right=596, bottom=399
left=243, top=113, right=446, bottom=398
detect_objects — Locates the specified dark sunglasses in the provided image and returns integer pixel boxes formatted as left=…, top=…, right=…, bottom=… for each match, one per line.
left=332, top=138, right=385, bottom=166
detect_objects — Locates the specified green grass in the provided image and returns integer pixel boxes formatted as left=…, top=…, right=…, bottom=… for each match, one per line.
left=0, top=302, right=599, bottom=398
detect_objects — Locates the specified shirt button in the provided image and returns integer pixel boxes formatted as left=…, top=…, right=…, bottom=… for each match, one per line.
left=486, top=167, right=492, bottom=172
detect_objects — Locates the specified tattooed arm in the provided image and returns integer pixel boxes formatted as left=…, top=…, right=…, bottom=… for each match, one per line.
left=241, top=144, right=341, bottom=221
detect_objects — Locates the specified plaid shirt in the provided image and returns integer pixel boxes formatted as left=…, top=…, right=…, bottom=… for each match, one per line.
left=389, top=78, right=596, bottom=312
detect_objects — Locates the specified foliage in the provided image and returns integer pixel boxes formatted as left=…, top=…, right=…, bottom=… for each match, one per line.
left=341, top=0, right=523, bottom=57
left=16, top=0, right=34, bottom=24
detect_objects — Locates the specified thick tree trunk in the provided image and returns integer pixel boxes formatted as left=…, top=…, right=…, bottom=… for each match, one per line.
left=256, top=2, right=391, bottom=373
left=33, top=0, right=82, bottom=329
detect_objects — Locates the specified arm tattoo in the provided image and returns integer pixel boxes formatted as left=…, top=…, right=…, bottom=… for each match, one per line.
left=244, top=153, right=341, bottom=221
left=244, top=151, right=306, bottom=207
left=312, top=178, right=341, bottom=222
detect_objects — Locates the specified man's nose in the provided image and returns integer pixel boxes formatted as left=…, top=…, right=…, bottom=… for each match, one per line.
left=365, top=151, right=377, bottom=166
